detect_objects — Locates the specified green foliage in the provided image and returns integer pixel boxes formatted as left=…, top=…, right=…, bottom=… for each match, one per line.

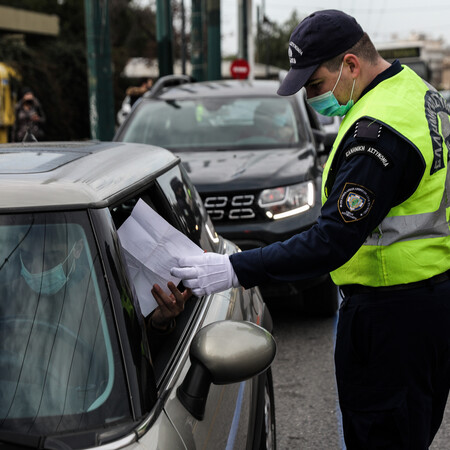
left=0, top=0, right=90, bottom=140
left=0, top=0, right=159, bottom=140
left=255, top=11, right=304, bottom=70
left=110, top=0, right=157, bottom=113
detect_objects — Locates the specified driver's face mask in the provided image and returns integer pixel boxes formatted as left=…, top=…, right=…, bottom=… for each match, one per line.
left=20, top=244, right=76, bottom=295
left=307, top=62, right=356, bottom=117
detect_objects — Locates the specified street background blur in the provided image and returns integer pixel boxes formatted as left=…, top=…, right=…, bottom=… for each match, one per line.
left=1, top=1, right=450, bottom=143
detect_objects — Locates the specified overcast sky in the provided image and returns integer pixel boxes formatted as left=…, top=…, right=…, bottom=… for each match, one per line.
left=220, top=0, right=450, bottom=56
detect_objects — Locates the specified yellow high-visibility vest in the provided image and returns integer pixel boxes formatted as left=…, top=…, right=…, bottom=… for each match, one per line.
left=322, top=66, right=450, bottom=286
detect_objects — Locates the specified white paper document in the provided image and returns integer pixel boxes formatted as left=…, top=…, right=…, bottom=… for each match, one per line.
left=117, top=199, right=204, bottom=316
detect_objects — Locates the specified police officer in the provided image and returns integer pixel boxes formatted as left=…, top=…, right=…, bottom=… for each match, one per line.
left=170, top=10, right=450, bottom=449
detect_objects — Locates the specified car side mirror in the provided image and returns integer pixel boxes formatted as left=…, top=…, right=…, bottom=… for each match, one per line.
left=312, top=128, right=328, bottom=153
left=177, top=320, right=277, bottom=420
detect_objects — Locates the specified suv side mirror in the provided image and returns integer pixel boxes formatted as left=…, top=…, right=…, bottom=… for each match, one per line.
left=312, top=128, right=325, bottom=144
left=177, top=320, right=276, bottom=420
left=312, top=128, right=327, bottom=155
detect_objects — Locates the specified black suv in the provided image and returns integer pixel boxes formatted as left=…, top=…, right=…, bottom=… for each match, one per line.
left=115, top=77, right=338, bottom=315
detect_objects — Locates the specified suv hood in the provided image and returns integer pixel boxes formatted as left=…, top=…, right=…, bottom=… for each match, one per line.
left=176, top=146, right=318, bottom=192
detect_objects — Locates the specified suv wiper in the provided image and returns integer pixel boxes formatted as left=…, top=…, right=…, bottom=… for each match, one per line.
left=213, top=146, right=235, bottom=151
left=0, top=430, right=69, bottom=450
left=165, top=100, right=181, bottom=109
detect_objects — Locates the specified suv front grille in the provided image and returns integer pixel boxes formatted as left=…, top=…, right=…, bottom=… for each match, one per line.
left=203, top=194, right=258, bottom=221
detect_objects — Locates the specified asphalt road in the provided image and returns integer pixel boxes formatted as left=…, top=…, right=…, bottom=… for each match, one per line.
left=269, top=300, right=450, bottom=450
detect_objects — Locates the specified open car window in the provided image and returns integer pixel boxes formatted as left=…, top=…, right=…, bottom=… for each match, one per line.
left=110, top=165, right=217, bottom=383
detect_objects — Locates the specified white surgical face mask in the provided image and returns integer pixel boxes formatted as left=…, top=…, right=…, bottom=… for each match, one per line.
left=307, top=62, right=356, bottom=117
left=20, top=245, right=75, bottom=295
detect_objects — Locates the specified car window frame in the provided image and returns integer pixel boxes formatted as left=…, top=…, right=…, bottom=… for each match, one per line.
left=106, top=165, right=213, bottom=387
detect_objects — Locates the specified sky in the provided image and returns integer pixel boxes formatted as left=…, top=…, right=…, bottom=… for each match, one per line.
left=220, top=0, right=450, bottom=56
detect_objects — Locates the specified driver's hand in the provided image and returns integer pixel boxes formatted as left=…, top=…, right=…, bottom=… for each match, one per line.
left=150, top=282, right=191, bottom=330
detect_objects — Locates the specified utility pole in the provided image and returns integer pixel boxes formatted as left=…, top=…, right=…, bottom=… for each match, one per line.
left=181, top=0, right=186, bottom=74
left=238, top=0, right=248, bottom=60
left=238, top=0, right=254, bottom=79
left=191, top=0, right=206, bottom=81
left=206, top=0, right=221, bottom=80
left=156, top=0, right=174, bottom=76
left=84, top=0, right=115, bottom=140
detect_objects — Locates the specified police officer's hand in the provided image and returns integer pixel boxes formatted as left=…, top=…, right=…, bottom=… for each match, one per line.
left=171, top=253, right=240, bottom=296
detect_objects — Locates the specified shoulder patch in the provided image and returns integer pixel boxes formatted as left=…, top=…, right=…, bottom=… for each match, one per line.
left=338, top=182, right=375, bottom=223
left=354, top=119, right=382, bottom=141
left=344, top=144, right=392, bottom=169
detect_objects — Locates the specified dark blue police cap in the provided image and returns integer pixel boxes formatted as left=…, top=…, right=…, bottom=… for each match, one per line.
left=278, top=10, right=364, bottom=96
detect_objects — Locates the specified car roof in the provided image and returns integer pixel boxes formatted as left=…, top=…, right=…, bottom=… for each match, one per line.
left=144, top=79, right=288, bottom=101
left=0, top=141, right=179, bottom=212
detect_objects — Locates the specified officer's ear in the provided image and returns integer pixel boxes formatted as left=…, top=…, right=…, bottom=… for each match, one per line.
left=343, top=54, right=360, bottom=79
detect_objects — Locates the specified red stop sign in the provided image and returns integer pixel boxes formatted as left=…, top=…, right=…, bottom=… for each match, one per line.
left=230, top=59, right=250, bottom=79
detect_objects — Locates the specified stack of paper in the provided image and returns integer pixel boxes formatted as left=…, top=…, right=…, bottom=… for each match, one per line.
left=117, top=199, right=203, bottom=316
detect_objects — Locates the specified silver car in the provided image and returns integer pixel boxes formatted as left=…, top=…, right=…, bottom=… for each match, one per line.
left=0, top=141, right=276, bottom=449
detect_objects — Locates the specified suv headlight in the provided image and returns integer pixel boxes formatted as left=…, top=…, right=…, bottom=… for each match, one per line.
left=258, top=181, right=315, bottom=220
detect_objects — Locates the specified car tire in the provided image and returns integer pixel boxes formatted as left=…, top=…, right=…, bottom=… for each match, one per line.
left=303, top=275, right=338, bottom=317
left=258, top=368, right=276, bottom=450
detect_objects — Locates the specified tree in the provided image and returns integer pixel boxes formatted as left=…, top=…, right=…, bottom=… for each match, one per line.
left=0, top=1, right=186, bottom=140
left=0, top=0, right=90, bottom=140
left=255, top=10, right=304, bottom=70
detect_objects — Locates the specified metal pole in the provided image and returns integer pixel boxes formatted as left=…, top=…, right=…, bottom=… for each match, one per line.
left=156, top=0, right=174, bottom=77
left=207, top=0, right=221, bottom=80
left=191, top=0, right=206, bottom=81
left=84, top=0, right=115, bottom=140
left=242, top=0, right=248, bottom=61
left=181, top=0, right=186, bottom=75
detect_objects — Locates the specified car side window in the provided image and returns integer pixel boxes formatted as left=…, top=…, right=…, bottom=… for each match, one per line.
left=109, top=167, right=214, bottom=383
left=156, top=165, right=220, bottom=253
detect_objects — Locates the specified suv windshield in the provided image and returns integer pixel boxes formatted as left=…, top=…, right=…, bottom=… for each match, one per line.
left=121, top=97, right=301, bottom=150
left=0, top=211, right=131, bottom=438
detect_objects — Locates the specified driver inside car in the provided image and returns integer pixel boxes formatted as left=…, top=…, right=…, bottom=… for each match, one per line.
left=19, top=234, right=84, bottom=297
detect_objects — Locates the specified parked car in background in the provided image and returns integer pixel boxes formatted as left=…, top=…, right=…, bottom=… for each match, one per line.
left=0, top=141, right=276, bottom=449
left=115, top=76, right=338, bottom=316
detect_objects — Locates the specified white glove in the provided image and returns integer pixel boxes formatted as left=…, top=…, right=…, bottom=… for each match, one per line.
left=170, top=253, right=240, bottom=296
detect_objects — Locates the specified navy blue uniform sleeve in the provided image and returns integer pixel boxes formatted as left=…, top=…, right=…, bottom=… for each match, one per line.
left=230, top=132, right=424, bottom=289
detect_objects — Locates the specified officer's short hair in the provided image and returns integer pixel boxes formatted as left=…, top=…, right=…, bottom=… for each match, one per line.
left=322, top=33, right=380, bottom=72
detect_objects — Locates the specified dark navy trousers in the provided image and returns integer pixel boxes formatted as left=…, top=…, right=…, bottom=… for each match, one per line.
left=335, top=279, right=450, bottom=449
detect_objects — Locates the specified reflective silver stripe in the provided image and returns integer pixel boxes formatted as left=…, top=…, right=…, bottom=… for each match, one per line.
left=366, top=193, right=450, bottom=246
left=439, top=110, right=450, bottom=151
left=446, top=146, right=450, bottom=209
left=366, top=147, right=450, bottom=246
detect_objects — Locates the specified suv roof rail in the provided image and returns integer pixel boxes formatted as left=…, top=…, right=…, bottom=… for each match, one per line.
left=147, top=74, right=193, bottom=98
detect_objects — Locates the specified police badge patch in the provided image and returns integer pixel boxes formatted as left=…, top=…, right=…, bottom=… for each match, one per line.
left=338, top=182, right=375, bottom=222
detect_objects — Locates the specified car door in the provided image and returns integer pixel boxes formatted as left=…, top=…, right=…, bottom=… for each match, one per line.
left=161, top=288, right=257, bottom=450
left=109, top=163, right=259, bottom=449
left=152, top=165, right=256, bottom=449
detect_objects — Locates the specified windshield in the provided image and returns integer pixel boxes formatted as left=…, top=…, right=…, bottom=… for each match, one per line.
left=0, top=212, right=131, bottom=439
left=120, top=97, right=302, bottom=150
